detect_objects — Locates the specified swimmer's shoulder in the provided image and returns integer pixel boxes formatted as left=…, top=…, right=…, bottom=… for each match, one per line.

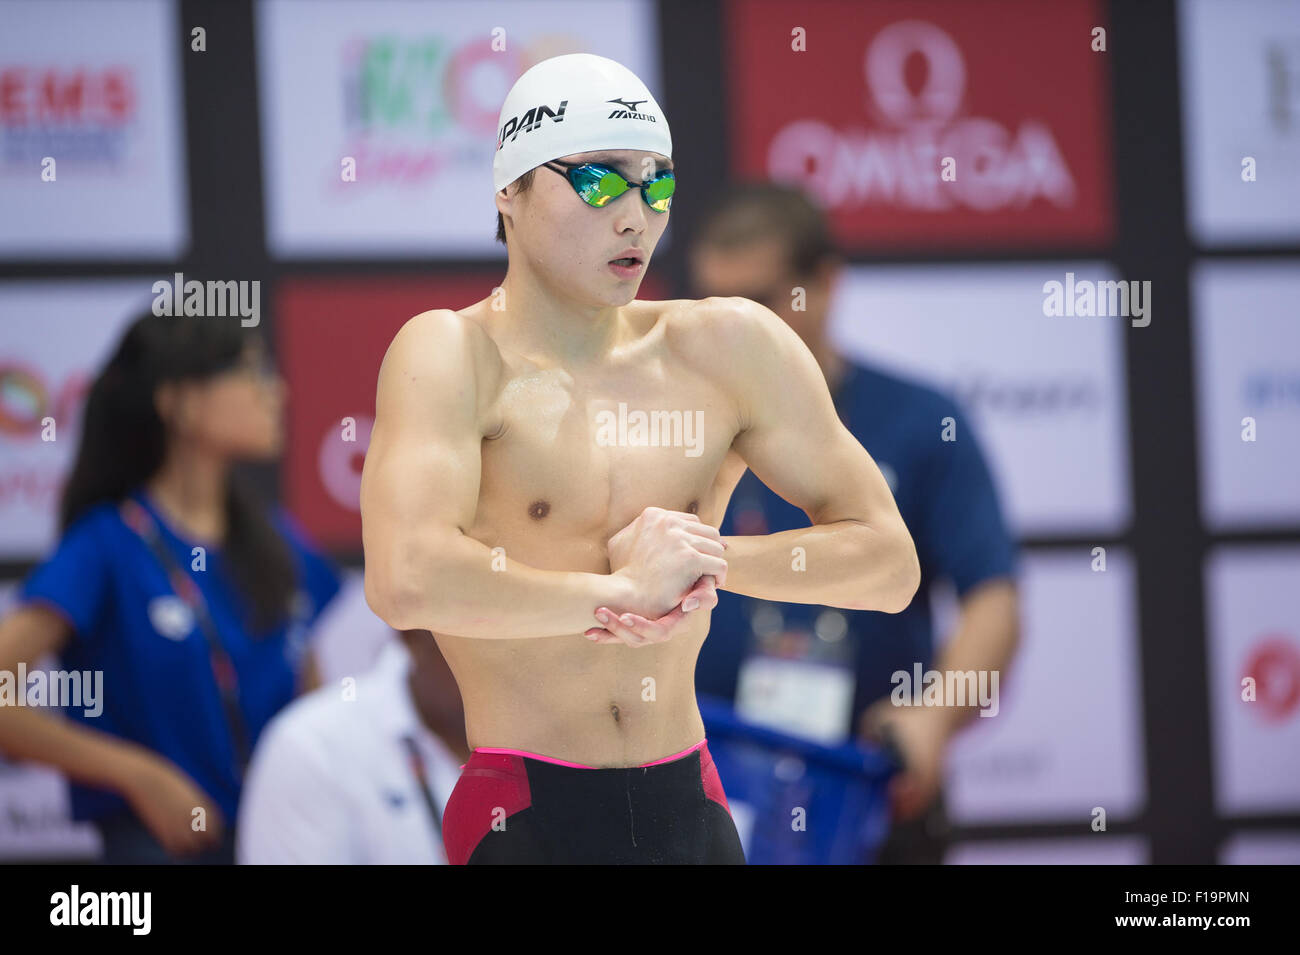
left=657, top=295, right=769, bottom=376
left=658, top=296, right=791, bottom=434
left=378, top=308, right=506, bottom=429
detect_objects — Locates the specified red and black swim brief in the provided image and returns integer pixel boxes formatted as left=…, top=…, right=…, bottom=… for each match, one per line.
left=442, top=739, right=746, bottom=864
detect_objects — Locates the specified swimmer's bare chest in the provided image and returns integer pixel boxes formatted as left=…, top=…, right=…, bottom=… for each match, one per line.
left=434, top=300, right=749, bottom=764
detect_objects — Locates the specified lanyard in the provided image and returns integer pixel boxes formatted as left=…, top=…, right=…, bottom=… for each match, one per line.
left=401, top=735, right=443, bottom=847
left=119, top=496, right=251, bottom=778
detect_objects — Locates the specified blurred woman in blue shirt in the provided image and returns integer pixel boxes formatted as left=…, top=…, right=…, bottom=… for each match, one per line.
left=0, top=310, right=342, bottom=863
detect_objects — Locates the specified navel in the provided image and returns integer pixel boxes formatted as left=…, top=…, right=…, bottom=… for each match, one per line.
left=609, top=703, right=621, bottom=723
left=686, top=499, right=698, bottom=514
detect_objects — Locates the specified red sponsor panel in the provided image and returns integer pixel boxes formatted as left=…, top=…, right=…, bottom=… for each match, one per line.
left=724, top=0, right=1115, bottom=251
left=276, top=272, right=669, bottom=546
left=277, top=275, right=494, bottom=547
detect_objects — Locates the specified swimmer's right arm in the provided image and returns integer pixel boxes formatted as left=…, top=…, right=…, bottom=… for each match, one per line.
left=361, top=310, right=677, bottom=638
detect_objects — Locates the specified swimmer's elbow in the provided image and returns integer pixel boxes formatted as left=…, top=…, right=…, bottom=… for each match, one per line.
left=364, top=541, right=474, bottom=634
left=878, top=532, right=921, bottom=614
left=364, top=569, right=418, bottom=631
left=366, top=522, right=478, bottom=634
left=364, top=546, right=440, bottom=632
left=371, top=578, right=455, bottom=634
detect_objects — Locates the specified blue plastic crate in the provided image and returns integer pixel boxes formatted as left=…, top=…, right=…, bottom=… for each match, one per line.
left=698, top=694, right=902, bottom=865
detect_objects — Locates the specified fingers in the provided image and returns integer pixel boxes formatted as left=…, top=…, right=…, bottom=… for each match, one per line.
left=679, top=520, right=727, bottom=556
left=685, top=535, right=726, bottom=559
left=691, top=553, right=728, bottom=588
left=680, top=575, right=719, bottom=612
left=588, top=604, right=687, bottom=647
left=590, top=609, right=650, bottom=646
left=586, top=576, right=718, bottom=647
left=680, top=523, right=727, bottom=583
left=680, top=519, right=720, bottom=539
left=589, top=608, right=657, bottom=647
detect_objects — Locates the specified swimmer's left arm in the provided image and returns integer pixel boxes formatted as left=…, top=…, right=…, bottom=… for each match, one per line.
left=709, top=297, right=920, bottom=613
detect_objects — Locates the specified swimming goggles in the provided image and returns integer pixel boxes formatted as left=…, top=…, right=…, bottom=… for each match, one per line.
left=542, top=160, right=675, bottom=212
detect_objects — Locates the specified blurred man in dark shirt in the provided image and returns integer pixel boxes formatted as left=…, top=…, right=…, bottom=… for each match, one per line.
left=689, top=183, right=1021, bottom=863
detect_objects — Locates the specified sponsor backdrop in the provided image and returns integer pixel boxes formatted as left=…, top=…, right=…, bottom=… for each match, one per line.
left=255, top=0, right=664, bottom=257
left=0, top=280, right=162, bottom=553
left=725, top=0, right=1116, bottom=252
left=829, top=262, right=1133, bottom=536
left=0, top=0, right=189, bottom=259
left=1179, top=0, right=1300, bottom=247
left=0, top=0, right=1296, bottom=863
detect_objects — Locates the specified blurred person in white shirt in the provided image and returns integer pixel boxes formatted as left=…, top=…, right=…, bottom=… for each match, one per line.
left=236, top=629, right=468, bottom=864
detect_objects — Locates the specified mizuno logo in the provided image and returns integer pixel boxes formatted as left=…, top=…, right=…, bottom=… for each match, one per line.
left=606, top=96, right=656, bottom=122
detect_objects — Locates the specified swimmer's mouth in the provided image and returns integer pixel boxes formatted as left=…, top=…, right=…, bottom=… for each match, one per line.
left=609, top=250, right=645, bottom=266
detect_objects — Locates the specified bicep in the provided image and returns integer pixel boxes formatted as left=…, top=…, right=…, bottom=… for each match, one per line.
left=360, top=311, right=491, bottom=598
left=726, top=302, right=898, bottom=527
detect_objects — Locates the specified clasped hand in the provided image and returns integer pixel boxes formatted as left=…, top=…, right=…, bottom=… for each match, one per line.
left=586, top=506, right=727, bottom=648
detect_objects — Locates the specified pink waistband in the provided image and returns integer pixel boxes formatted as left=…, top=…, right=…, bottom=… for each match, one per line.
left=468, top=738, right=707, bottom=770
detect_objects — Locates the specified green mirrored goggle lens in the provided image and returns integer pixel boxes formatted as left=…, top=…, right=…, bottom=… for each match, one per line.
left=643, top=173, right=675, bottom=211
left=593, top=169, right=631, bottom=205
left=569, top=164, right=674, bottom=212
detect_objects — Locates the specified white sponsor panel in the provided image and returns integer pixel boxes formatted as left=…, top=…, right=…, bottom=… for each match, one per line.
left=1179, top=0, right=1300, bottom=245
left=1205, top=545, right=1300, bottom=813
left=1219, top=831, right=1300, bottom=863
left=1192, top=260, right=1300, bottom=529
left=0, top=763, right=100, bottom=861
left=0, top=0, right=188, bottom=259
left=0, top=280, right=157, bottom=556
left=830, top=263, right=1132, bottom=535
left=256, top=0, right=663, bottom=257
left=944, top=549, right=1144, bottom=824
left=947, top=836, right=1147, bottom=865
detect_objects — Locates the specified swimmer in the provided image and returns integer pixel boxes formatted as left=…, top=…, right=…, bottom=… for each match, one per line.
left=360, top=53, right=920, bottom=864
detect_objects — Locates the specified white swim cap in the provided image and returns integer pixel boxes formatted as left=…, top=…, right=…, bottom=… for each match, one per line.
left=493, top=53, right=672, bottom=193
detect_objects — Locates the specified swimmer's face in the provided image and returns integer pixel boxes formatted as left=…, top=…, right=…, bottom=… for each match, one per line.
left=156, top=341, right=285, bottom=461
left=502, top=148, right=671, bottom=306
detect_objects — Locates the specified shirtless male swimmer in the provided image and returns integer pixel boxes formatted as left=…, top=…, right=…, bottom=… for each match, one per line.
left=359, top=54, right=920, bottom=865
